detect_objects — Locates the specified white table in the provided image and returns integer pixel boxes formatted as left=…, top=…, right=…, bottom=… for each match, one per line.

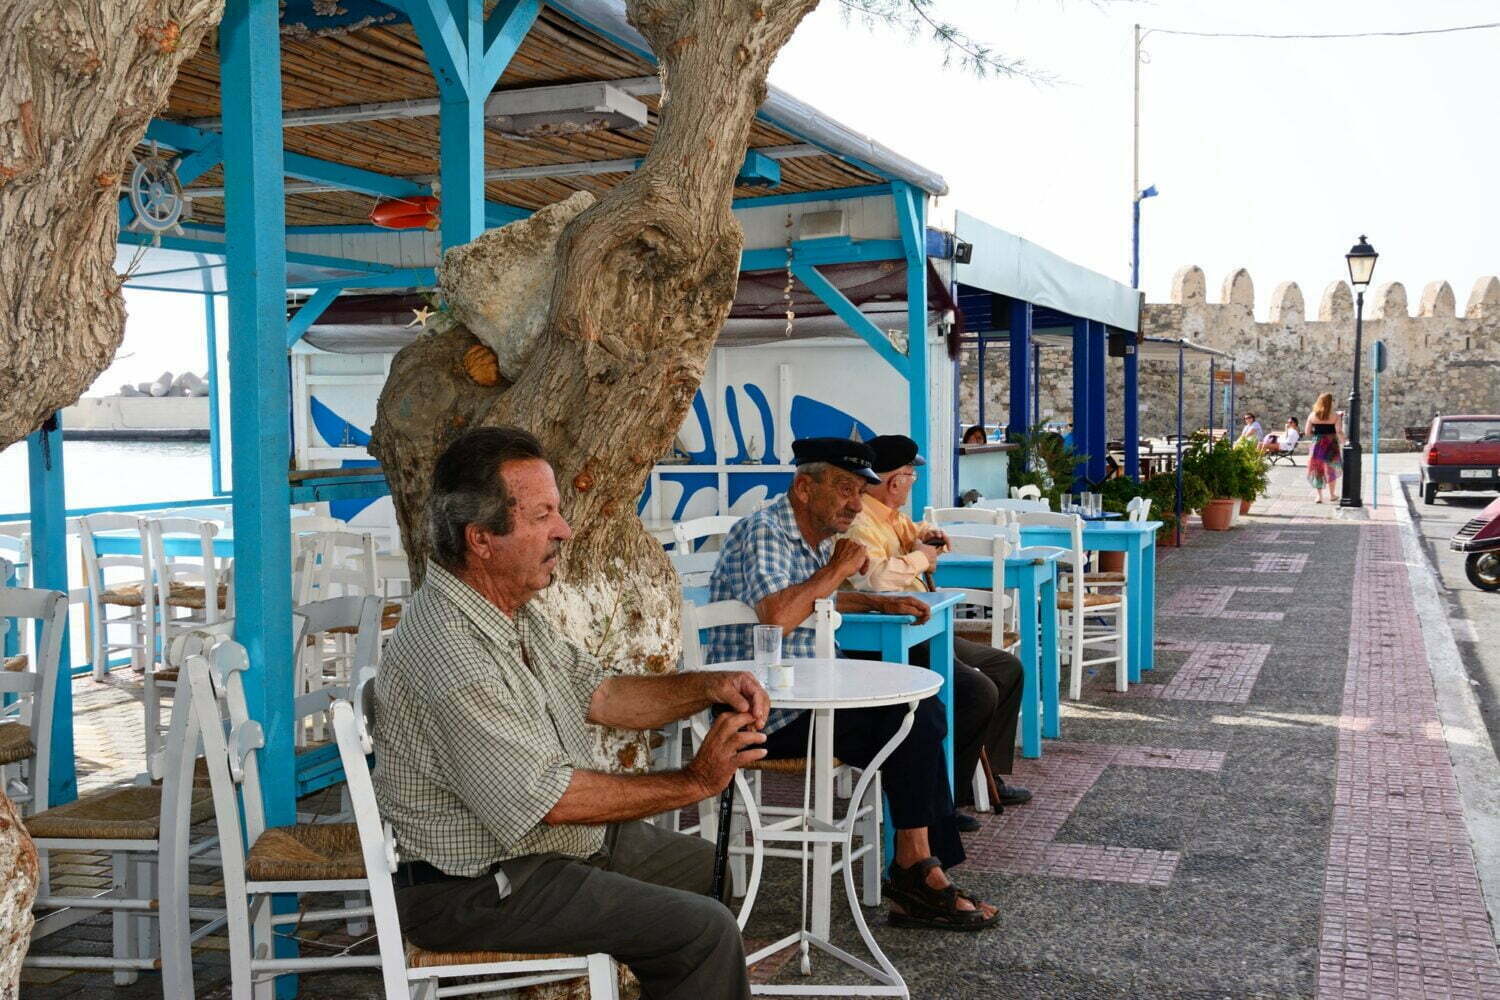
left=691, top=658, right=941, bottom=998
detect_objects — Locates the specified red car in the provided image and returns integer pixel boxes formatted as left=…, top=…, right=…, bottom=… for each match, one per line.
left=1421, top=415, right=1500, bottom=504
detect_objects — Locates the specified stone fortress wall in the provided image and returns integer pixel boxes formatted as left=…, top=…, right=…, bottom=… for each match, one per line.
left=959, top=267, right=1500, bottom=451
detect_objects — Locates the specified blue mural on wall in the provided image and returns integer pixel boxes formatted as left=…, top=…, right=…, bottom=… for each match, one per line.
left=742, top=383, right=777, bottom=461
left=790, top=395, right=877, bottom=443
left=308, top=396, right=381, bottom=521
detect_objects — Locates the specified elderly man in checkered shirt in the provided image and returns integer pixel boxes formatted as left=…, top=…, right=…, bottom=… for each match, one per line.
left=374, top=427, right=764, bottom=1000
left=706, top=437, right=1000, bottom=933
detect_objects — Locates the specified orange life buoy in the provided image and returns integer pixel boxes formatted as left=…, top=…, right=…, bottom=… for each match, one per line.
left=369, top=196, right=440, bottom=230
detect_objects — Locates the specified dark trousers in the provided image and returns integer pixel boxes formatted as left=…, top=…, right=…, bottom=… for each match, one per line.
left=394, top=822, right=749, bottom=1000
left=856, top=638, right=1023, bottom=807
left=761, top=696, right=964, bottom=871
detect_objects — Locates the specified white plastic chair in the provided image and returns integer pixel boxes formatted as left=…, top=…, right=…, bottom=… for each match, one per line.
left=330, top=690, right=621, bottom=1000
left=1015, top=511, right=1126, bottom=697
left=185, top=639, right=381, bottom=999
left=679, top=598, right=885, bottom=911
left=78, top=513, right=155, bottom=680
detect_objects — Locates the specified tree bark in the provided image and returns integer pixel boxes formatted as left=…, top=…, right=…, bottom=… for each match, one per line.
left=0, top=791, right=38, bottom=999
left=0, top=0, right=221, bottom=451
left=372, top=0, right=820, bottom=770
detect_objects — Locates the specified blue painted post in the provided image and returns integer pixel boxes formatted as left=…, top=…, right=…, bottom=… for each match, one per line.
left=1208, top=360, right=1216, bottom=436
left=976, top=335, right=986, bottom=432
left=1175, top=344, right=1185, bottom=544
left=1228, top=362, right=1236, bottom=430
left=204, top=290, right=224, bottom=496
left=1123, top=344, right=1140, bottom=480
left=1070, top=317, right=1090, bottom=489
left=1087, top=321, right=1107, bottom=484
left=1031, top=341, right=1041, bottom=430
left=891, top=182, right=929, bottom=513
left=27, top=414, right=75, bottom=805
left=1008, top=301, right=1033, bottom=445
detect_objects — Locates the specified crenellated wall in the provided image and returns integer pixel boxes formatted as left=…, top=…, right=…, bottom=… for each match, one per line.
left=958, top=268, right=1500, bottom=451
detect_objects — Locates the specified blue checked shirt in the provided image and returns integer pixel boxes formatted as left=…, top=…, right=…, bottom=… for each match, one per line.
left=706, top=494, right=834, bottom=735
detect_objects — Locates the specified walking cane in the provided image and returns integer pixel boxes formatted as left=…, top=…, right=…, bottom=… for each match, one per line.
left=708, top=703, right=736, bottom=900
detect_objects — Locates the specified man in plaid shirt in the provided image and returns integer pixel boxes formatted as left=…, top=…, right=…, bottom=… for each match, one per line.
left=375, top=428, right=766, bottom=999
left=707, top=437, right=1000, bottom=933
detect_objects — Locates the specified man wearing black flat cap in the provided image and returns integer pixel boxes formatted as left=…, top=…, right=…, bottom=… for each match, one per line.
left=706, top=436, right=1000, bottom=932
left=843, top=435, right=1031, bottom=820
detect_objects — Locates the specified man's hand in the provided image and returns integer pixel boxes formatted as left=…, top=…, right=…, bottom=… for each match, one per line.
left=919, top=529, right=950, bottom=550
left=700, top=671, right=770, bottom=731
left=829, top=538, right=870, bottom=581
left=913, top=539, right=944, bottom=568
left=685, top=711, right=767, bottom=796
left=869, top=594, right=931, bottom=624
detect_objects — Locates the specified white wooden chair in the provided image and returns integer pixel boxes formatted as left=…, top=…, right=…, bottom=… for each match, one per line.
left=295, top=595, right=382, bottom=746
left=0, top=586, right=67, bottom=816
left=185, top=639, right=381, bottom=999
left=671, top=515, right=741, bottom=552
left=1127, top=497, right=1153, bottom=522
left=975, top=497, right=1051, bottom=515
left=922, top=506, right=998, bottom=527
left=669, top=516, right=741, bottom=586
left=1015, top=511, right=1127, bottom=697
left=1010, top=484, right=1043, bottom=501
left=78, top=513, right=155, bottom=681
left=330, top=687, right=621, bottom=1000
left=22, top=611, right=215, bottom=995
left=679, top=598, right=885, bottom=910
left=0, top=529, right=31, bottom=587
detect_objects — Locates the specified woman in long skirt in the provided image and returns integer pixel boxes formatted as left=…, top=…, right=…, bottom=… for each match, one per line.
left=1304, top=392, right=1344, bottom=503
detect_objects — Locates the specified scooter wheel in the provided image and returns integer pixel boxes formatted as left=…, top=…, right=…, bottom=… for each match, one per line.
left=1466, top=552, right=1500, bottom=591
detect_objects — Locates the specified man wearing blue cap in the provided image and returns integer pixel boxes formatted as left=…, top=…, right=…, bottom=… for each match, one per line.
left=707, top=437, right=999, bottom=932
left=843, top=435, right=1030, bottom=818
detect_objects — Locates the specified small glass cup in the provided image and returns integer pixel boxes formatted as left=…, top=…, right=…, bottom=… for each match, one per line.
left=753, top=624, right=782, bottom=670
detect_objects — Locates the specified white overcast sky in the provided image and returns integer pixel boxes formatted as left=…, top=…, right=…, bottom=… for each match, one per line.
left=103, top=0, right=1499, bottom=391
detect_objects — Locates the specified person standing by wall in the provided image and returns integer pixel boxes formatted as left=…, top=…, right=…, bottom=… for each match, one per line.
left=1305, top=394, right=1344, bottom=503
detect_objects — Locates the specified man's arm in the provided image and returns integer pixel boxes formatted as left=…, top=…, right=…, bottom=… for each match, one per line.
left=544, top=710, right=765, bottom=824
left=755, top=538, right=868, bottom=631
left=586, top=670, right=770, bottom=731
left=835, top=590, right=932, bottom=625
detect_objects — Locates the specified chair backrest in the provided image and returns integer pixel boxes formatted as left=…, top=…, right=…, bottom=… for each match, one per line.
left=1015, top=511, right=1085, bottom=584
left=295, top=530, right=379, bottom=604
left=680, top=598, right=837, bottom=669
left=923, top=506, right=998, bottom=526
left=1010, top=484, right=1042, bottom=501
left=671, top=515, right=741, bottom=552
left=331, top=697, right=414, bottom=999
left=0, top=587, right=67, bottom=812
left=147, top=516, right=226, bottom=626
left=185, top=640, right=271, bottom=862
left=975, top=497, right=1051, bottom=515
left=289, top=513, right=347, bottom=534
left=944, top=534, right=1015, bottom=645
left=78, top=512, right=153, bottom=606
left=1126, top=497, right=1152, bottom=522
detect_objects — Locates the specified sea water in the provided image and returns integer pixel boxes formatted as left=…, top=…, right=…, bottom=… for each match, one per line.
left=0, top=440, right=214, bottom=517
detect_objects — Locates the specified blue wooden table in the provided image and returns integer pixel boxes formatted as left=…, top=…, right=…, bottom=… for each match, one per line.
left=933, top=547, right=1064, bottom=758
left=92, top=531, right=236, bottom=558
left=943, top=520, right=1161, bottom=684
left=681, top=587, right=961, bottom=781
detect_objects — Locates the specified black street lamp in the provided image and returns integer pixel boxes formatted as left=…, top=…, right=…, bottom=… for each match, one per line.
left=1340, top=235, right=1378, bottom=507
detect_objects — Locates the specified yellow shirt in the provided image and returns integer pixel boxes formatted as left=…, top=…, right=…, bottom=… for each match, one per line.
left=840, top=495, right=936, bottom=592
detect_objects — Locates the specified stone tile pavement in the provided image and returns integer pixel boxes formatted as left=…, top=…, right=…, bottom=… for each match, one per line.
left=19, top=464, right=1500, bottom=998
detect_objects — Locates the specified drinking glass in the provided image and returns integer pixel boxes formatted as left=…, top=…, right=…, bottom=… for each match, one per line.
left=752, top=625, right=782, bottom=670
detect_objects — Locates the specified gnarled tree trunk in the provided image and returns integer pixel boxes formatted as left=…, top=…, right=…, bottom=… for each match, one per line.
left=372, top=0, right=820, bottom=770
left=0, top=0, right=221, bottom=451
left=0, top=791, right=38, bottom=999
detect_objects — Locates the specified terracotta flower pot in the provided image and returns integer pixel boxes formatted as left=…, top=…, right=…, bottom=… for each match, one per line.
left=1098, top=550, right=1126, bottom=572
left=1239, top=499, right=1253, bottom=515
left=1200, top=497, right=1236, bottom=531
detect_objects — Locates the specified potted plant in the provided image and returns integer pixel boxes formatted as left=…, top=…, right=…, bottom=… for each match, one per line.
left=1231, top=439, right=1270, bottom=515
left=1181, top=435, right=1241, bottom=531
left=1143, top=472, right=1202, bottom=547
left=1006, top=423, right=1087, bottom=511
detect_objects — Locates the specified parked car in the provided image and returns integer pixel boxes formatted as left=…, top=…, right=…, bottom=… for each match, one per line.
left=1420, top=414, right=1500, bottom=504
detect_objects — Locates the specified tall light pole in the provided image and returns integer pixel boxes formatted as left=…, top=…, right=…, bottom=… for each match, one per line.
left=1340, top=235, right=1378, bottom=507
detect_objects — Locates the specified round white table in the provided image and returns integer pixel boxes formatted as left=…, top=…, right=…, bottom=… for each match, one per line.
left=690, top=658, right=941, bottom=998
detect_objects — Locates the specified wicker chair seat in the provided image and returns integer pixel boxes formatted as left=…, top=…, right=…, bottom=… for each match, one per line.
left=4, top=654, right=25, bottom=672
left=1057, top=591, right=1121, bottom=610
left=744, top=756, right=841, bottom=774
left=325, top=603, right=403, bottom=636
left=164, top=581, right=230, bottom=610
left=953, top=622, right=1020, bottom=647
left=246, top=822, right=366, bottom=881
left=1083, top=572, right=1126, bottom=584
left=405, top=944, right=572, bottom=969
left=25, top=784, right=214, bottom=841
left=154, top=667, right=179, bottom=683
left=0, top=723, right=35, bottom=766
left=99, top=583, right=147, bottom=608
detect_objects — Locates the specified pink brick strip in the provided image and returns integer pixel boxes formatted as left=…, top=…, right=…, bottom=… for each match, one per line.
left=1153, top=641, right=1271, bottom=703
left=963, top=742, right=1223, bottom=885
left=1317, top=524, right=1500, bottom=999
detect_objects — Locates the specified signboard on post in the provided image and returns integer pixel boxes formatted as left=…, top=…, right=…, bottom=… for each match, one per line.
left=1211, top=370, right=1246, bottom=385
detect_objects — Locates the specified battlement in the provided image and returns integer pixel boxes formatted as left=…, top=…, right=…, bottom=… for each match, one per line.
left=1165, top=265, right=1500, bottom=321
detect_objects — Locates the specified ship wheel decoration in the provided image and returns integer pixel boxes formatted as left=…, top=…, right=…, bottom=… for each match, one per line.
left=125, top=143, right=190, bottom=246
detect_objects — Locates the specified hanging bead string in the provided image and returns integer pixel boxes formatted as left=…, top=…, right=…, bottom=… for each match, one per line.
left=783, top=213, right=795, bottom=339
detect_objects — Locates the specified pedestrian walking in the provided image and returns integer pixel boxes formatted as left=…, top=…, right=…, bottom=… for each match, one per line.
left=1305, top=392, right=1343, bottom=503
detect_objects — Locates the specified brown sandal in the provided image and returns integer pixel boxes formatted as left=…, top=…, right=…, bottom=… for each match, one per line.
left=884, top=857, right=998, bottom=932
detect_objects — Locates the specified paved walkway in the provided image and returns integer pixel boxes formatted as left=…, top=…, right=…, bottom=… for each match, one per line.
left=20, top=465, right=1500, bottom=998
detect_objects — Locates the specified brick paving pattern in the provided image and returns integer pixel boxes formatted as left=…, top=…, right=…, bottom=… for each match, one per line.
left=1128, top=640, right=1272, bottom=703
left=1316, top=523, right=1500, bottom=1000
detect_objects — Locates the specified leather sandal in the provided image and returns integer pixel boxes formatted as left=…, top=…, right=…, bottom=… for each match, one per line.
left=884, top=857, right=999, bottom=932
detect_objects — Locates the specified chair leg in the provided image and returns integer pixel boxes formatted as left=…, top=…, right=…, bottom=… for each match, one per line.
left=90, top=603, right=107, bottom=681
left=133, top=858, right=159, bottom=975
left=1069, top=607, right=1084, bottom=700
left=112, top=852, right=138, bottom=985
left=587, top=953, right=620, bottom=1000
left=1116, top=598, right=1130, bottom=693
left=250, top=893, right=277, bottom=1000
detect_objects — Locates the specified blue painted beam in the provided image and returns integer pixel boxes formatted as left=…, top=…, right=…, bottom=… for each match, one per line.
left=116, top=229, right=402, bottom=278
left=204, top=287, right=225, bottom=497
left=737, top=149, right=781, bottom=189
left=297, top=267, right=436, bottom=290
left=220, top=0, right=296, bottom=838
left=1087, top=320, right=1107, bottom=484
left=286, top=286, right=343, bottom=347
left=1007, top=300, right=1033, bottom=443
left=740, top=238, right=902, bottom=273
left=0, top=496, right=229, bottom=525
left=1070, top=317, right=1090, bottom=490
left=483, top=0, right=542, bottom=88
left=892, top=181, right=930, bottom=513
left=732, top=183, right=893, bottom=211
left=790, top=262, right=908, bottom=376
left=289, top=475, right=392, bottom=504
left=27, top=415, right=75, bottom=806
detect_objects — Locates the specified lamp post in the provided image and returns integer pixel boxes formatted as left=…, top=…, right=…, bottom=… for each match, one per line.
left=1340, top=235, right=1378, bottom=507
